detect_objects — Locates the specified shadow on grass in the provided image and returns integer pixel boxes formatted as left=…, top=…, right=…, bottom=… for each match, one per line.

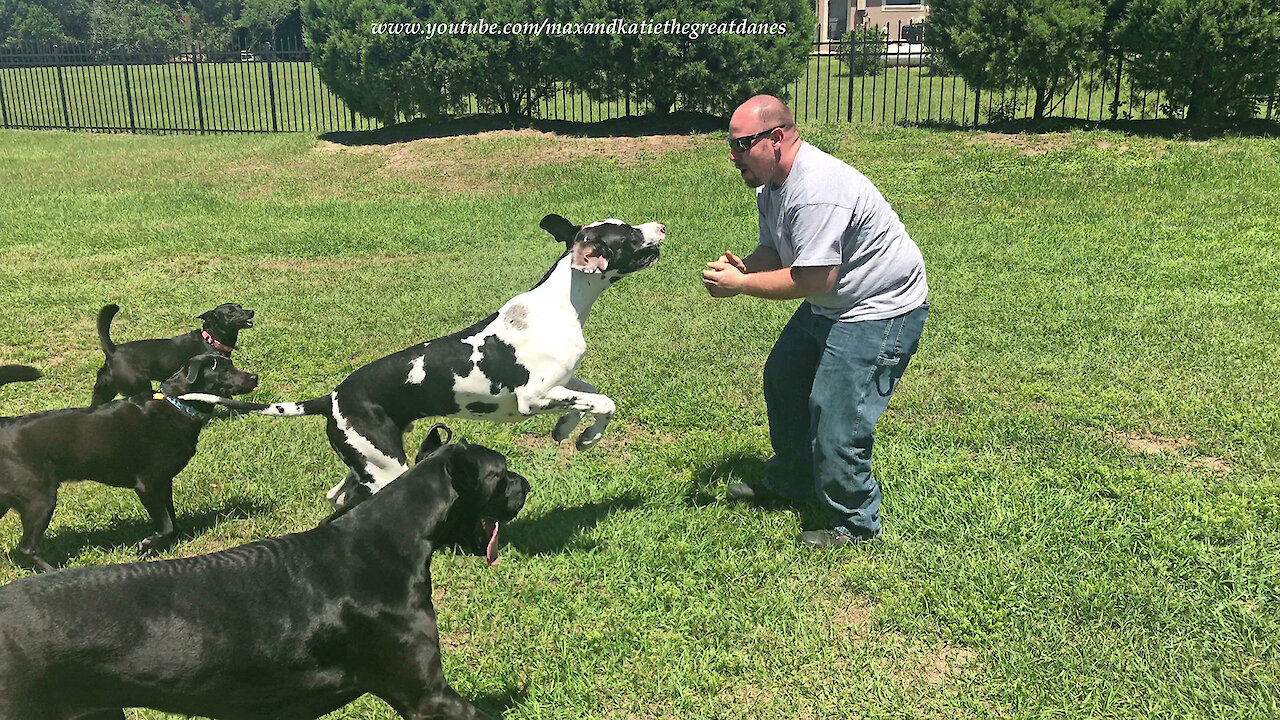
left=913, top=116, right=1280, bottom=140
left=502, top=494, right=644, bottom=556
left=471, top=685, right=530, bottom=718
left=39, top=496, right=273, bottom=565
left=688, top=452, right=830, bottom=531
left=319, top=110, right=726, bottom=146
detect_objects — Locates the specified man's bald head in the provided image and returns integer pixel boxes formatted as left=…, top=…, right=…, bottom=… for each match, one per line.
left=731, top=95, right=795, bottom=134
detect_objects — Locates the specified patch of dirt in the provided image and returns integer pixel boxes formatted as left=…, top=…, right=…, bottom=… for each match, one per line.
left=1190, top=456, right=1231, bottom=475
left=966, top=132, right=1074, bottom=155
left=1113, top=430, right=1231, bottom=476
left=1118, top=430, right=1192, bottom=455
left=311, top=129, right=708, bottom=191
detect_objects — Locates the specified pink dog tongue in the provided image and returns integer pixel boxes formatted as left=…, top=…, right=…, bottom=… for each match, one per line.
left=485, top=521, right=501, bottom=566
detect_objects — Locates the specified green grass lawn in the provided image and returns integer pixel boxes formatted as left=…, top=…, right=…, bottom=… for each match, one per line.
left=0, top=123, right=1278, bottom=719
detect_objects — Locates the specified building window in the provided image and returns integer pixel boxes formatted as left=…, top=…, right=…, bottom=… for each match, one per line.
left=885, top=0, right=922, bottom=6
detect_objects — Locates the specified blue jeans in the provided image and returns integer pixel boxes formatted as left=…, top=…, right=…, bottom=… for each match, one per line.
left=762, top=301, right=928, bottom=539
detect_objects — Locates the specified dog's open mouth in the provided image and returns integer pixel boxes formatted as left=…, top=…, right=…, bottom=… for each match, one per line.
left=482, top=518, right=500, bottom=566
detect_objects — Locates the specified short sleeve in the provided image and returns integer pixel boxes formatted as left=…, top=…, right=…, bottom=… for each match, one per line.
left=787, top=203, right=850, bottom=267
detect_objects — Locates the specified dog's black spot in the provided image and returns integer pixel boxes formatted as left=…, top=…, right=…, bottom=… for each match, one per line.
left=477, top=336, right=529, bottom=395
left=467, top=401, right=499, bottom=414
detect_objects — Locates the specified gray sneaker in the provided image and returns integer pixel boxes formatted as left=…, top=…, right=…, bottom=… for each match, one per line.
left=794, top=529, right=878, bottom=549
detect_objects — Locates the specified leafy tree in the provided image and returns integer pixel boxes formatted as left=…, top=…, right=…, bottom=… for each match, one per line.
left=568, top=0, right=814, bottom=116
left=1119, top=0, right=1280, bottom=124
left=459, top=0, right=561, bottom=117
left=88, top=0, right=184, bottom=52
left=926, top=0, right=1103, bottom=120
left=1, top=0, right=90, bottom=48
left=237, top=0, right=297, bottom=47
left=841, top=25, right=886, bottom=77
left=302, top=0, right=476, bottom=123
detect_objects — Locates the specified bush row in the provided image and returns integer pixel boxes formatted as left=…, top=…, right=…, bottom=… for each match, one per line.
left=303, top=0, right=816, bottom=123
left=924, top=0, right=1280, bottom=124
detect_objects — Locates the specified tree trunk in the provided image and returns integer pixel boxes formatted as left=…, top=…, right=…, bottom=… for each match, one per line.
left=1034, top=87, right=1048, bottom=120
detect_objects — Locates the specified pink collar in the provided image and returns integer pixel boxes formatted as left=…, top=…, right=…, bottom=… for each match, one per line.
left=202, top=330, right=234, bottom=353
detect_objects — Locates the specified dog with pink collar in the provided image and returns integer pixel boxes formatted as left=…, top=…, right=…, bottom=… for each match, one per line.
left=90, top=302, right=255, bottom=405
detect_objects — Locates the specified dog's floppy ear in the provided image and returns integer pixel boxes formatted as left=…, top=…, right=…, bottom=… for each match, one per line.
left=540, top=213, right=580, bottom=250
left=182, top=356, right=206, bottom=384
left=197, top=309, right=215, bottom=321
left=414, top=423, right=454, bottom=464
left=570, top=240, right=610, bottom=273
left=444, top=443, right=506, bottom=497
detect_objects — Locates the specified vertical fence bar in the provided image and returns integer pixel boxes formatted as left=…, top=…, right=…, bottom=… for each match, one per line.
left=56, top=60, right=71, bottom=129
left=264, top=48, right=277, bottom=130
left=1111, top=53, right=1122, bottom=120
left=192, top=50, right=206, bottom=132
left=0, top=62, right=9, bottom=128
left=122, top=55, right=136, bottom=132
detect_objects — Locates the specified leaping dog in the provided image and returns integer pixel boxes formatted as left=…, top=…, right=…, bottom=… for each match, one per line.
left=196, top=214, right=664, bottom=513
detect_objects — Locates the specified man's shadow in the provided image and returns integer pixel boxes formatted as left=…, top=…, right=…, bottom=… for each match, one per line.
left=687, top=452, right=827, bottom=530
left=502, top=493, right=644, bottom=556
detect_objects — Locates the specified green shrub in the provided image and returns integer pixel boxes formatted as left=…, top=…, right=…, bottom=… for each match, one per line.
left=1119, top=0, right=1280, bottom=124
left=841, top=25, right=885, bottom=77
left=567, top=0, right=815, bottom=116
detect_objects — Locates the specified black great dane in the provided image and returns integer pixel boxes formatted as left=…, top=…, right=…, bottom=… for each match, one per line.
left=0, top=430, right=529, bottom=720
left=195, top=214, right=664, bottom=514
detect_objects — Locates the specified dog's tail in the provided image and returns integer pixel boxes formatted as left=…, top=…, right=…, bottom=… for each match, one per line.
left=179, top=394, right=332, bottom=417
left=0, top=364, right=41, bottom=389
left=97, top=303, right=121, bottom=356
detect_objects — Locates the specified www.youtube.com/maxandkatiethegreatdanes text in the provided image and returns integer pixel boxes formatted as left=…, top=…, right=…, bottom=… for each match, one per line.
left=370, top=18, right=790, bottom=39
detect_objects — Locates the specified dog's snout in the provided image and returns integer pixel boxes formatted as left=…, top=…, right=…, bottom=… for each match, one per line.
left=656, top=223, right=665, bottom=234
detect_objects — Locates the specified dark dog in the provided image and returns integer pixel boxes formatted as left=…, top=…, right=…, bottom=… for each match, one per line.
left=91, top=302, right=255, bottom=405
left=199, top=214, right=664, bottom=514
left=0, top=354, right=258, bottom=571
left=0, top=431, right=529, bottom=720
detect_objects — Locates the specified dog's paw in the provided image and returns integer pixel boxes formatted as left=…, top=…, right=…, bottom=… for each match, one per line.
left=552, top=411, right=583, bottom=442
left=138, top=534, right=173, bottom=554
left=575, top=430, right=604, bottom=451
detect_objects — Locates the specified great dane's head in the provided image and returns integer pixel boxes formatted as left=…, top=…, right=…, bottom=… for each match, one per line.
left=198, top=303, right=255, bottom=336
left=418, top=427, right=529, bottom=565
left=540, top=214, right=666, bottom=281
left=160, top=353, right=260, bottom=399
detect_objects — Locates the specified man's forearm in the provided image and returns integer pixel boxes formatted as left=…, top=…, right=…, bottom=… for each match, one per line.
left=737, top=268, right=823, bottom=300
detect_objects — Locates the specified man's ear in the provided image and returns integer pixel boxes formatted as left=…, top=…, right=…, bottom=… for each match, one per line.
left=570, top=241, right=610, bottom=273
left=415, top=423, right=454, bottom=464
left=540, top=214, right=580, bottom=250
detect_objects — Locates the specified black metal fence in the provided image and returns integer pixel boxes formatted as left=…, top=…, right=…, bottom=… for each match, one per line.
left=1, top=28, right=1276, bottom=135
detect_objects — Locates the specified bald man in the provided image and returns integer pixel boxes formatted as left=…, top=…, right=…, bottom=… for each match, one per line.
left=703, top=95, right=929, bottom=548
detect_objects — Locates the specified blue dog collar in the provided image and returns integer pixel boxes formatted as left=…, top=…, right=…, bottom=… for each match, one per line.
left=156, top=392, right=215, bottom=423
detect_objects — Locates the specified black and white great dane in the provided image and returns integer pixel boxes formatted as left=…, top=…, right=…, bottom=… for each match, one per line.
left=196, top=214, right=664, bottom=512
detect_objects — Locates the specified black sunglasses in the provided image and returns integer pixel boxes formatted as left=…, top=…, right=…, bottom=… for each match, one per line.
left=728, top=126, right=786, bottom=154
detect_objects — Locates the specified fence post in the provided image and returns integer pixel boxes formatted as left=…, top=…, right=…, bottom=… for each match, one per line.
left=1111, top=53, right=1122, bottom=120
left=56, top=53, right=71, bottom=129
left=121, top=54, right=136, bottom=133
left=192, top=49, right=206, bottom=133
left=0, top=63, right=8, bottom=128
left=266, top=49, right=279, bottom=132
left=973, top=88, right=980, bottom=128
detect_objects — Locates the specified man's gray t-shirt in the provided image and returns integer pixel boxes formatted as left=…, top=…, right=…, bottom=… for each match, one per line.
left=757, top=141, right=928, bottom=322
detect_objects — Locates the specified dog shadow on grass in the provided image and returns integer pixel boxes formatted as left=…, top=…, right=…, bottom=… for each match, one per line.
left=38, top=496, right=273, bottom=566
left=502, top=493, right=645, bottom=556
left=471, top=686, right=530, bottom=718
left=688, top=452, right=828, bottom=530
